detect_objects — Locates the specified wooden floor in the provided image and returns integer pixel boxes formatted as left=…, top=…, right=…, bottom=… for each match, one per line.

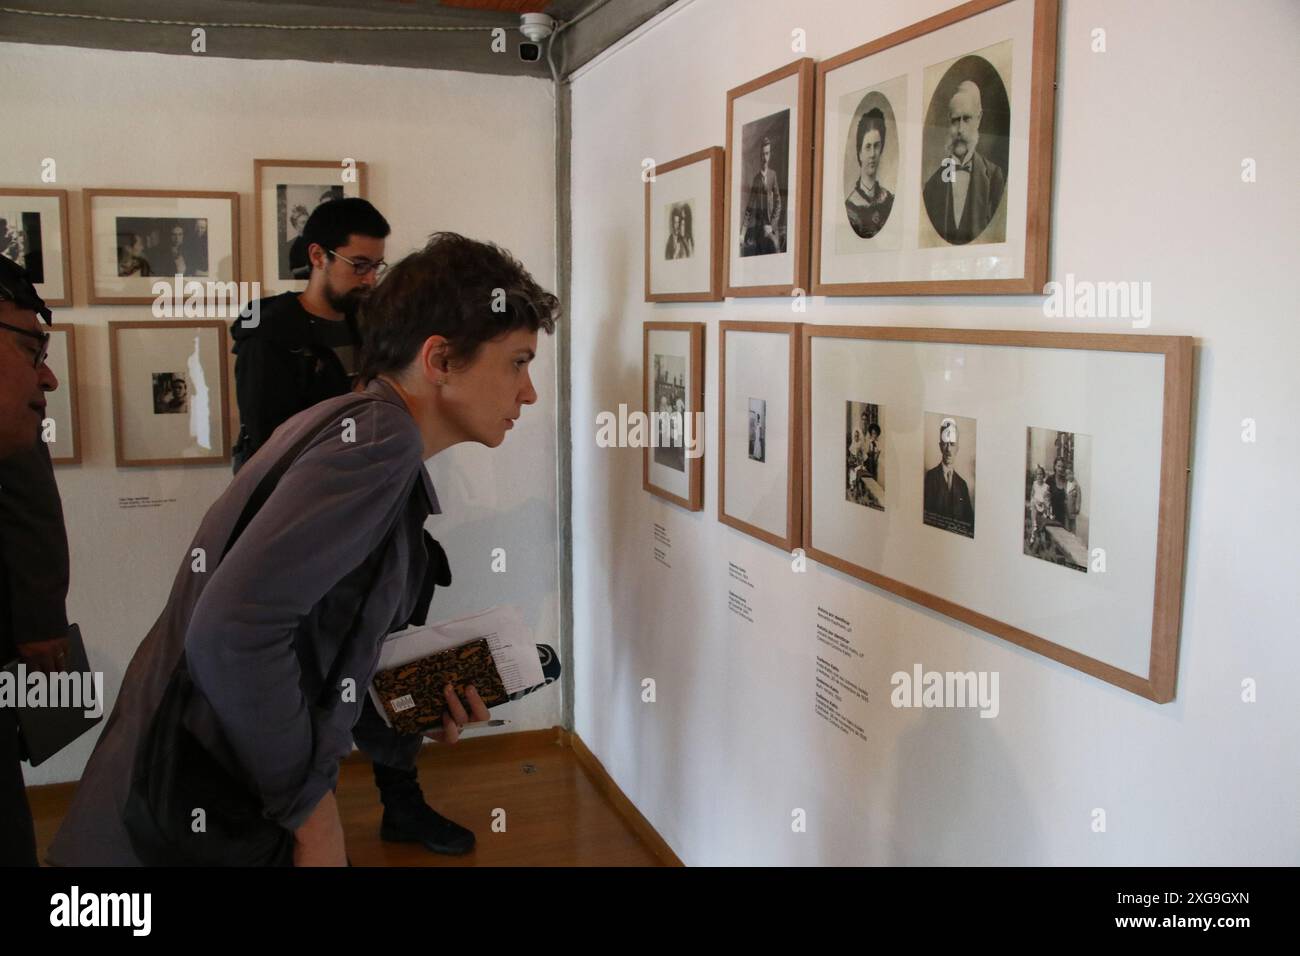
left=30, top=728, right=670, bottom=867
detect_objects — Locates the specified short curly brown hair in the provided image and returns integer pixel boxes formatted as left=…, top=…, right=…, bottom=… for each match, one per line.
left=357, top=232, right=558, bottom=381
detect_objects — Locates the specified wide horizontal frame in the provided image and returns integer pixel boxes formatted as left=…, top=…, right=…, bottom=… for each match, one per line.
left=83, top=188, right=241, bottom=305
left=811, top=0, right=1059, bottom=296
left=643, top=320, right=705, bottom=511
left=718, top=320, right=802, bottom=550
left=801, top=324, right=1193, bottom=702
left=644, top=147, right=725, bottom=303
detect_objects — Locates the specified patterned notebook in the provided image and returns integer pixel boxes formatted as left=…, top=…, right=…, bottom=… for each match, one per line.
left=371, top=638, right=510, bottom=735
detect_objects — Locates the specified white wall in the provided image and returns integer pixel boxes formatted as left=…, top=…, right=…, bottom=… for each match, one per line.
left=569, top=0, right=1300, bottom=864
left=0, top=42, right=561, bottom=785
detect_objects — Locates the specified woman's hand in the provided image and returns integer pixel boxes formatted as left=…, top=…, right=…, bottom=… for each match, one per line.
left=293, top=790, right=347, bottom=867
left=423, top=684, right=490, bottom=744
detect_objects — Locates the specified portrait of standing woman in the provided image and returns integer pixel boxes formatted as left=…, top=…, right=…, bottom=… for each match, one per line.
left=47, top=233, right=559, bottom=866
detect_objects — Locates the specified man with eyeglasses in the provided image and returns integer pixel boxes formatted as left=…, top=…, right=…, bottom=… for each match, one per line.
left=230, top=199, right=478, bottom=857
left=0, top=254, right=71, bottom=865
left=230, top=197, right=391, bottom=473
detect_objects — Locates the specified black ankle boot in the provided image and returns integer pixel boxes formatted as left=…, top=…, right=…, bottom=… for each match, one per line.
left=372, top=763, right=475, bottom=856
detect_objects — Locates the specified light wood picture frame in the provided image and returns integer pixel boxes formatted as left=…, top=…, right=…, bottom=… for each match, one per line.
left=644, top=148, right=724, bottom=302
left=812, top=0, right=1059, bottom=295
left=0, top=187, right=74, bottom=306
left=108, top=320, right=232, bottom=467
left=718, top=321, right=802, bottom=550
left=253, top=158, right=368, bottom=293
left=84, top=189, right=240, bottom=305
left=43, top=324, right=83, bottom=465
left=802, top=325, right=1193, bottom=703
left=724, top=58, right=815, bottom=297
left=643, top=321, right=705, bottom=510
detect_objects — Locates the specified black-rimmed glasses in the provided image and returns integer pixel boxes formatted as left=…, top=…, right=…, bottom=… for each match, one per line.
left=0, top=319, right=50, bottom=368
left=328, top=250, right=388, bottom=277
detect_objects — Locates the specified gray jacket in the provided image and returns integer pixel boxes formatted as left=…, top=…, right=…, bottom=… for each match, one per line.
left=47, top=378, right=438, bottom=865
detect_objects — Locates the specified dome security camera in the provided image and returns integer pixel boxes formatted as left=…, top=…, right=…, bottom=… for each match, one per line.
left=520, top=13, right=555, bottom=43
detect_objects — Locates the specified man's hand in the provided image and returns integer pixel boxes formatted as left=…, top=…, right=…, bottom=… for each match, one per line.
left=423, top=684, right=490, bottom=744
left=293, top=790, right=347, bottom=867
left=17, top=636, right=71, bottom=674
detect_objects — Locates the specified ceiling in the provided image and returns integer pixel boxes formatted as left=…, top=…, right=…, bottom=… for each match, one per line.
left=0, top=0, right=677, bottom=78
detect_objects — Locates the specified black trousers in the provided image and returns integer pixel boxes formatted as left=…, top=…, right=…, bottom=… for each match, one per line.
left=352, top=693, right=423, bottom=773
left=0, top=709, right=37, bottom=866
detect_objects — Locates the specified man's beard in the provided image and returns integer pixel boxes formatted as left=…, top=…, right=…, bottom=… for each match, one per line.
left=325, top=284, right=367, bottom=313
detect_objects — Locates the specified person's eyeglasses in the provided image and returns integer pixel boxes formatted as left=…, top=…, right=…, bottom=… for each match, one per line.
left=328, top=250, right=388, bottom=277
left=0, top=319, right=50, bottom=368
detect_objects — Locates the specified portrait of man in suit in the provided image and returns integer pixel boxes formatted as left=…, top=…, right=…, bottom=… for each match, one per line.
left=922, top=415, right=975, bottom=537
left=922, top=77, right=1006, bottom=245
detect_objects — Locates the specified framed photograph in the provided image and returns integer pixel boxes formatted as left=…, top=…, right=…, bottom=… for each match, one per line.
left=724, top=58, right=815, bottom=297
left=254, top=159, right=367, bottom=293
left=719, top=321, right=801, bottom=550
left=802, top=326, right=1193, bottom=703
left=644, top=148, right=724, bottom=302
left=108, top=321, right=232, bottom=467
left=43, top=325, right=82, bottom=465
left=812, top=0, right=1059, bottom=295
left=0, top=188, right=73, bottom=306
left=84, top=190, right=239, bottom=305
left=643, top=321, right=705, bottom=510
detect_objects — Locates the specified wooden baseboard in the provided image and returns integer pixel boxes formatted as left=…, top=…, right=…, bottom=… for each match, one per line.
left=560, top=729, right=683, bottom=867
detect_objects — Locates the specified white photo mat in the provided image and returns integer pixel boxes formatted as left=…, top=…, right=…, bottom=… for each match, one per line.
left=0, top=191, right=70, bottom=304
left=649, top=161, right=715, bottom=297
left=728, top=73, right=802, bottom=290
left=808, top=334, right=1165, bottom=679
left=43, top=327, right=78, bottom=463
left=256, top=161, right=364, bottom=293
left=645, top=325, right=697, bottom=502
left=111, top=322, right=229, bottom=465
left=723, top=329, right=792, bottom=539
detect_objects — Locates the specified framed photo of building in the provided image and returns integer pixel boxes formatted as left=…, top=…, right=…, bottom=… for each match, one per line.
left=812, top=0, right=1059, bottom=295
left=254, top=159, right=367, bottom=293
left=719, top=321, right=801, bottom=550
left=724, top=58, right=815, bottom=297
left=643, top=321, right=705, bottom=509
left=108, top=320, right=231, bottom=467
left=644, top=148, right=724, bottom=302
left=0, top=187, right=73, bottom=306
left=43, top=325, right=83, bottom=465
left=84, top=190, right=239, bottom=305
left=802, top=325, right=1193, bottom=703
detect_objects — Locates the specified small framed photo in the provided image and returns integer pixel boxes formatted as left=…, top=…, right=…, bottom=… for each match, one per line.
left=719, top=321, right=801, bottom=550
left=643, top=321, right=705, bottom=510
left=108, top=321, right=231, bottom=467
left=43, top=325, right=83, bottom=465
left=254, top=159, right=367, bottom=293
left=0, top=187, right=73, bottom=306
left=84, top=190, right=240, bottom=305
left=724, top=58, right=815, bottom=297
left=644, top=148, right=724, bottom=302
left=813, top=0, right=1059, bottom=295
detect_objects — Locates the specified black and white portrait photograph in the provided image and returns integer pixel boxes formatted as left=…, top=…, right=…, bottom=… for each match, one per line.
left=845, top=400, right=885, bottom=511
left=277, top=183, right=343, bottom=279
left=1024, top=426, right=1092, bottom=573
left=151, top=372, right=189, bottom=415
left=116, top=217, right=210, bottom=277
left=0, top=209, right=44, bottom=282
left=840, top=86, right=899, bottom=242
left=748, top=397, right=766, bottom=463
left=739, top=109, right=790, bottom=257
left=919, top=41, right=1011, bottom=247
left=921, top=411, right=975, bottom=537
left=663, top=200, right=695, bottom=260
left=653, top=352, right=686, bottom=473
